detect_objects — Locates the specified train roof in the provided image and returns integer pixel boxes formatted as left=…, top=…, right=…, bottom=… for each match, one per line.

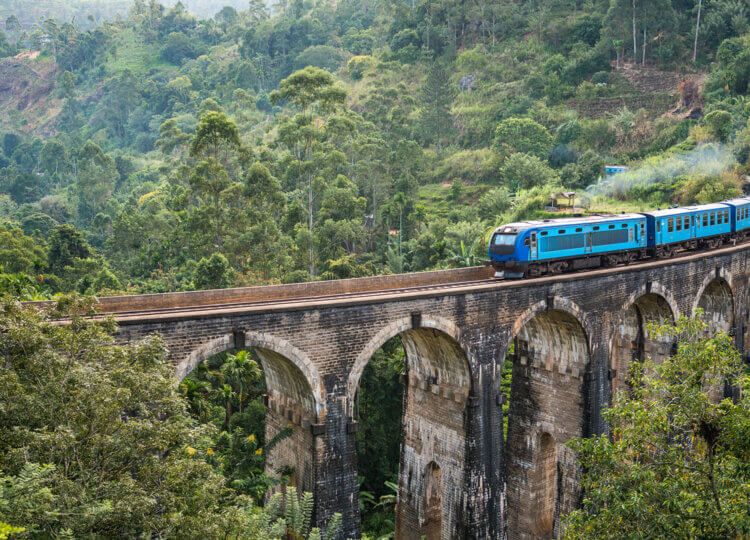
left=494, top=213, right=645, bottom=234
left=640, top=203, right=729, bottom=218
left=721, top=197, right=750, bottom=207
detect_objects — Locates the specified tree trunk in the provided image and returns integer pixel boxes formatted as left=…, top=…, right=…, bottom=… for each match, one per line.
left=308, top=170, right=314, bottom=277
left=642, top=19, right=646, bottom=65
left=632, top=0, right=637, bottom=62
left=693, top=0, right=702, bottom=63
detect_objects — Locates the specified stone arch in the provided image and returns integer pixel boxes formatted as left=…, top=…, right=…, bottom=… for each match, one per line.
left=347, top=315, right=467, bottom=415
left=503, top=308, right=589, bottom=540
left=692, top=274, right=734, bottom=335
left=693, top=275, right=735, bottom=401
left=174, top=332, right=321, bottom=494
left=350, top=315, right=472, bottom=540
left=610, top=290, right=676, bottom=396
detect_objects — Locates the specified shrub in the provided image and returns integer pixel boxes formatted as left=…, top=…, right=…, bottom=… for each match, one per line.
left=348, top=55, right=375, bottom=80
left=499, top=152, right=559, bottom=191
left=579, top=119, right=616, bottom=151
left=390, top=29, right=420, bottom=63
left=548, top=145, right=577, bottom=168
left=194, top=253, right=232, bottom=290
left=493, top=117, right=553, bottom=160
left=704, top=110, right=733, bottom=141
left=160, top=32, right=196, bottom=64
left=294, top=46, right=344, bottom=72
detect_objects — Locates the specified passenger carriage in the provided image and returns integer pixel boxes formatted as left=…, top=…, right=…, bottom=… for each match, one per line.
left=489, top=214, right=647, bottom=278
left=723, top=197, right=750, bottom=237
left=640, top=203, right=732, bottom=256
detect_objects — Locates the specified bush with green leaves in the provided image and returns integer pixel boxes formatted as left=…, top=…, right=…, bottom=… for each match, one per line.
left=562, top=315, right=750, bottom=539
left=0, top=295, right=250, bottom=537
left=704, top=110, right=733, bottom=142
left=499, top=152, right=559, bottom=192
left=493, top=117, right=553, bottom=160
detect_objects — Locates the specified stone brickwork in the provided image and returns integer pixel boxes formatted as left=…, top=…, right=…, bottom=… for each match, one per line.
left=101, top=245, right=750, bottom=539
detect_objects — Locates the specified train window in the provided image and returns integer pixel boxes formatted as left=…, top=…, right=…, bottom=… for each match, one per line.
left=710, top=213, right=715, bottom=226
left=676, top=218, right=682, bottom=231
left=540, top=231, right=548, bottom=236
left=609, top=224, right=615, bottom=229
left=593, top=226, right=599, bottom=230
left=703, top=213, right=708, bottom=227
left=718, top=212, right=723, bottom=224
left=656, top=221, right=661, bottom=232
left=524, top=238, right=530, bottom=246
left=622, top=223, right=627, bottom=228
left=575, top=228, right=582, bottom=232
left=667, top=218, right=674, bottom=232
left=725, top=210, right=730, bottom=222
left=558, top=229, right=565, bottom=234
left=684, top=216, right=690, bottom=229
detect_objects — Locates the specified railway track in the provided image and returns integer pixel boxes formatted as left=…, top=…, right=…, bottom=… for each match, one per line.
left=48, top=241, right=749, bottom=324
left=97, top=278, right=497, bottom=321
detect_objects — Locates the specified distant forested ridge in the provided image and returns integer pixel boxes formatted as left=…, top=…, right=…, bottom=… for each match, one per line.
left=1, top=0, right=748, bottom=300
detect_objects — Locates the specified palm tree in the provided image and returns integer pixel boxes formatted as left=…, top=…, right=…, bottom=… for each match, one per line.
left=448, top=237, right=481, bottom=268
left=214, top=383, right=235, bottom=431
left=221, top=350, right=262, bottom=414
left=179, top=377, right=212, bottom=418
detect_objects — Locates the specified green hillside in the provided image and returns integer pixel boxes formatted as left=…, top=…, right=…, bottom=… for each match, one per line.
left=1, top=1, right=750, bottom=536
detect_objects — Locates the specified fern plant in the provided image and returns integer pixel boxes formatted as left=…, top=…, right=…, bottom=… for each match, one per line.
left=245, top=487, right=342, bottom=540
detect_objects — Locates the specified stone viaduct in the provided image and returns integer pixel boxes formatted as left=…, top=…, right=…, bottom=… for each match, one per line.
left=84, top=244, right=748, bottom=539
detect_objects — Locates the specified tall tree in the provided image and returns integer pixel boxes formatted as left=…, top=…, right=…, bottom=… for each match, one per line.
left=693, top=0, right=703, bottom=62
left=418, top=61, right=455, bottom=154
left=270, top=67, right=346, bottom=277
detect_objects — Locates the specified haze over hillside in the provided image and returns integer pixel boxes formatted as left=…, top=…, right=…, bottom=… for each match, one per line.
left=0, top=0, right=257, bottom=28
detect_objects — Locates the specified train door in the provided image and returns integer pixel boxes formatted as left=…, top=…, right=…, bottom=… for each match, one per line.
left=638, top=221, right=646, bottom=246
left=655, top=219, right=662, bottom=244
left=691, top=214, right=697, bottom=239
left=585, top=228, right=592, bottom=253
left=529, top=232, right=538, bottom=260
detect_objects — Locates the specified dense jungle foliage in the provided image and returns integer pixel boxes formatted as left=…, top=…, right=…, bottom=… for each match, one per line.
left=2, top=0, right=750, bottom=537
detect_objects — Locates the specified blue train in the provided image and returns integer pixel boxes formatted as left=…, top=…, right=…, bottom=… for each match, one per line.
left=489, top=198, right=750, bottom=278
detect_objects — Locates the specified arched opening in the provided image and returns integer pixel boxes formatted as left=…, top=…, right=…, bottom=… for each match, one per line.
left=533, top=433, right=557, bottom=537
left=352, top=321, right=471, bottom=540
left=503, top=309, right=588, bottom=540
left=422, top=462, right=443, bottom=539
left=696, top=278, right=734, bottom=335
left=611, top=293, right=675, bottom=397
left=695, top=278, right=734, bottom=401
left=354, top=336, right=405, bottom=537
left=178, top=336, right=318, bottom=501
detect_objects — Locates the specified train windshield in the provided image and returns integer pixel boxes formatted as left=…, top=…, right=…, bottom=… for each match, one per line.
left=493, top=233, right=517, bottom=246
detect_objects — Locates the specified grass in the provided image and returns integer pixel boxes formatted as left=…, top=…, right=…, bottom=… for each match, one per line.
left=418, top=182, right=491, bottom=219
left=106, top=27, right=173, bottom=75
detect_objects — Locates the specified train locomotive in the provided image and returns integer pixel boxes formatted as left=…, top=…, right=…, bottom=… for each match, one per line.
left=488, top=198, right=750, bottom=278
